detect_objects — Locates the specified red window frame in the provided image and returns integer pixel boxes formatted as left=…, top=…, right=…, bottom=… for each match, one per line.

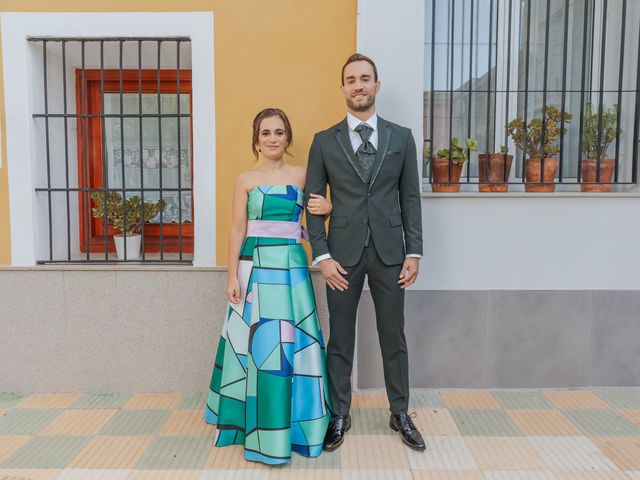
left=75, top=69, right=193, bottom=253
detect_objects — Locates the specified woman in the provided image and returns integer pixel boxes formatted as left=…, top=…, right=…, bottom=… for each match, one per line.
left=204, top=108, right=333, bottom=464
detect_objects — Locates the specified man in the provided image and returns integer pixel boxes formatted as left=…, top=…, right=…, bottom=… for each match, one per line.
left=304, top=53, right=425, bottom=452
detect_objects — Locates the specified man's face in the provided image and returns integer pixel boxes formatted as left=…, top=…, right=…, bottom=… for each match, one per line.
left=341, top=60, right=380, bottom=112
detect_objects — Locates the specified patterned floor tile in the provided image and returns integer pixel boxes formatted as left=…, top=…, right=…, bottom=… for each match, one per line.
left=590, top=438, right=640, bottom=470
left=68, top=435, right=154, bottom=469
left=122, top=394, right=181, bottom=410
left=594, top=389, right=640, bottom=409
left=527, top=436, right=620, bottom=471
left=0, top=468, right=61, bottom=479
left=619, top=410, right=640, bottom=427
left=340, top=469, right=413, bottom=479
left=554, top=472, right=629, bottom=480
left=178, top=393, right=208, bottom=410
left=0, top=409, right=62, bottom=435
left=197, top=471, right=270, bottom=480
left=406, top=436, right=477, bottom=470
left=203, top=444, right=270, bottom=470
left=464, top=437, right=547, bottom=470
left=71, top=394, right=132, bottom=409
left=410, top=472, right=484, bottom=480
left=449, top=409, right=521, bottom=436
left=351, top=408, right=393, bottom=435
left=544, top=391, right=610, bottom=410
left=442, top=391, right=501, bottom=409
left=271, top=469, right=340, bottom=480
left=135, top=436, right=213, bottom=470
left=412, top=408, right=461, bottom=436
left=1, top=436, right=92, bottom=469
left=625, top=472, right=640, bottom=480
left=483, top=472, right=558, bottom=480
left=0, top=394, right=26, bottom=408
left=56, top=469, right=131, bottom=479
left=40, top=409, right=117, bottom=436
left=409, top=389, right=445, bottom=409
left=287, top=448, right=341, bottom=469
left=340, top=435, right=409, bottom=469
left=492, top=391, right=554, bottom=409
left=352, top=390, right=389, bottom=409
left=0, top=436, right=31, bottom=463
left=128, top=470, right=201, bottom=480
left=563, top=410, right=640, bottom=437
left=507, top=410, right=582, bottom=436
left=159, top=410, right=216, bottom=436
left=98, top=410, right=172, bottom=436
left=15, top=394, right=80, bottom=409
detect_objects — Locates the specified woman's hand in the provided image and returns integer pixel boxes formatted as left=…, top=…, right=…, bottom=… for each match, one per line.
left=307, top=193, right=332, bottom=216
left=226, top=276, right=241, bottom=304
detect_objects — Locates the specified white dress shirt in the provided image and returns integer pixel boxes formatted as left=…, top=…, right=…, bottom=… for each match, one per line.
left=312, top=111, right=422, bottom=264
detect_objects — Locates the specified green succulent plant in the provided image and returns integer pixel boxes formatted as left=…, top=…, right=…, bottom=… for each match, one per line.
left=90, top=191, right=166, bottom=236
left=507, top=106, right=572, bottom=159
left=581, top=102, right=620, bottom=159
left=425, top=137, right=477, bottom=165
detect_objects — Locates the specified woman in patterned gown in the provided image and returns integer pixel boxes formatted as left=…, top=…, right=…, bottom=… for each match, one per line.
left=204, top=108, right=333, bottom=464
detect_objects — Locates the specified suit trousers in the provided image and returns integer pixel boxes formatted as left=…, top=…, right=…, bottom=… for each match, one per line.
left=325, top=238, right=410, bottom=416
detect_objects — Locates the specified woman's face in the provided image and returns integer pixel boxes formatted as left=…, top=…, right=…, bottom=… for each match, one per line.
left=256, top=116, right=288, bottom=160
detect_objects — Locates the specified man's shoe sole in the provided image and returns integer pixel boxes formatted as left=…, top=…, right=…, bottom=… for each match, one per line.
left=323, top=423, right=351, bottom=452
left=390, top=420, right=426, bottom=452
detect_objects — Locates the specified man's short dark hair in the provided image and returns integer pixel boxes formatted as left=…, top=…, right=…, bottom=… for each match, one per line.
left=341, top=53, right=378, bottom=85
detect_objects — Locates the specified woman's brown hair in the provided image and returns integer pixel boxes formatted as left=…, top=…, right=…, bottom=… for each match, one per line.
left=251, top=108, right=293, bottom=159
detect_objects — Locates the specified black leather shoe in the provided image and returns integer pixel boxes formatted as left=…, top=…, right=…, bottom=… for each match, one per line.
left=323, top=415, right=351, bottom=451
left=390, top=412, right=426, bottom=451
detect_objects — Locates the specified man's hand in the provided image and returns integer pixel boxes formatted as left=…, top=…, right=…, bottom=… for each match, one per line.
left=398, top=257, right=419, bottom=289
left=319, top=258, right=349, bottom=291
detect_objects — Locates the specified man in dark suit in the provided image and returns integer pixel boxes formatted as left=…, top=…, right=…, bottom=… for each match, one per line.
left=304, top=53, right=425, bottom=452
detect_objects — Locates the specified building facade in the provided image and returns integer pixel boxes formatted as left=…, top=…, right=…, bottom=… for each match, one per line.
left=1, top=0, right=639, bottom=392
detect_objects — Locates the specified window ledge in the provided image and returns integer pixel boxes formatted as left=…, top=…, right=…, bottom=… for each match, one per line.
left=421, top=191, right=640, bottom=198
left=0, top=265, right=226, bottom=272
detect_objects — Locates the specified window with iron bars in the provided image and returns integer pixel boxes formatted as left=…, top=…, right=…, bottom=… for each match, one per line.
left=31, top=37, right=193, bottom=263
left=424, top=0, right=640, bottom=192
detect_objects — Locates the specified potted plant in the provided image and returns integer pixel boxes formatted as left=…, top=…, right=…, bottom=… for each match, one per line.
left=426, top=137, right=477, bottom=192
left=507, top=106, right=572, bottom=192
left=580, top=102, right=620, bottom=192
left=90, top=191, right=166, bottom=260
left=478, top=145, right=513, bottom=192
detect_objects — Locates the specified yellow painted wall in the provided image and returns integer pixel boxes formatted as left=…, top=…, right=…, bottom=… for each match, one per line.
left=0, top=21, right=8, bottom=265
left=0, top=0, right=357, bottom=265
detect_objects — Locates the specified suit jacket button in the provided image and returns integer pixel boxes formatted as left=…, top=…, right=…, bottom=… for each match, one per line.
left=367, top=193, right=372, bottom=197
left=363, top=218, right=368, bottom=224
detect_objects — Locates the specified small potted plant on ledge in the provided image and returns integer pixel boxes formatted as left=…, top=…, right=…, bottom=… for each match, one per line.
left=508, top=106, right=572, bottom=192
left=90, top=191, right=166, bottom=260
left=426, top=137, right=477, bottom=192
left=478, top=145, right=513, bottom=192
left=580, top=101, right=620, bottom=192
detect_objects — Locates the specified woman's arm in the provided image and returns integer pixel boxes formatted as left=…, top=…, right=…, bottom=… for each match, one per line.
left=226, top=175, right=249, bottom=303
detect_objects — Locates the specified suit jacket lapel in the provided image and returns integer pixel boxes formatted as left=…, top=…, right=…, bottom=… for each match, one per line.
left=334, top=119, right=368, bottom=184
left=368, top=118, right=391, bottom=191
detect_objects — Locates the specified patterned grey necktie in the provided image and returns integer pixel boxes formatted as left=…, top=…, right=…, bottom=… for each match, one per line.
left=354, top=123, right=376, bottom=183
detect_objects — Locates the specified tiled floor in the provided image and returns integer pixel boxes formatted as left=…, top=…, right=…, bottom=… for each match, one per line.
left=1, top=389, right=640, bottom=479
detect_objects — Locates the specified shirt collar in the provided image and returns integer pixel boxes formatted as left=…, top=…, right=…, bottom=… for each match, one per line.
left=347, top=112, right=378, bottom=132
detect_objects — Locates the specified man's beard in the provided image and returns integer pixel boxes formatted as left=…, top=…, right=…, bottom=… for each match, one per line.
left=346, top=94, right=375, bottom=112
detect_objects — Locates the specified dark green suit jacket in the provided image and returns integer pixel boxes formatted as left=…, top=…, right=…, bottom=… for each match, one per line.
left=305, top=116, right=423, bottom=267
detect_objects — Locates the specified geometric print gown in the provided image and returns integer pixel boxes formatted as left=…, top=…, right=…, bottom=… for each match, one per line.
left=204, top=184, right=332, bottom=465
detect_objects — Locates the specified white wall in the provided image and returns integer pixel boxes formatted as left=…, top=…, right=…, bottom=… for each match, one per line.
left=1, top=12, right=216, bottom=266
left=358, top=0, right=640, bottom=290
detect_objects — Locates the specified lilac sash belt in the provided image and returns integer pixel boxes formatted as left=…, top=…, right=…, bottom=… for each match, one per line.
left=246, top=219, right=309, bottom=243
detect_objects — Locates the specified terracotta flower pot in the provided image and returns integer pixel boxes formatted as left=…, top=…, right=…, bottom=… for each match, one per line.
left=580, top=158, right=615, bottom=192
left=478, top=153, right=513, bottom=192
left=525, top=158, right=559, bottom=192
left=431, top=157, right=463, bottom=192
